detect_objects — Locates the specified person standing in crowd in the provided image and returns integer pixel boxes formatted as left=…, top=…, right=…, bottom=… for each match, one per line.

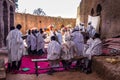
left=6, top=26, right=15, bottom=72
left=86, top=22, right=96, bottom=38
left=39, top=28, right=44, bottom=38
left=30, top=30, right=37, bottom=54
left=47, top=36, right=61, bottom=75
left=84, top=33, right=102, bottom=74
left=6, top=24, right=25, bottom=72
left=71, top=26, right=84, bottom=56
left=49, top=26, right=54, bottom=38
left=55, top=29, right=62, bottom=44
left=71, top=26, right=84, bottom=68
left=61, top=35, right=77, bottom=70
left=62, top=28, right=71, bottom=43
left=36, top=29, right=45, bottom=55
left=26, top=29, right=31, bottom=54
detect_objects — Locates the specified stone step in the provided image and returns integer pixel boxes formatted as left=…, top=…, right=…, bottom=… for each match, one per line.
left=92, top=56, right=120, bottom=80
left=0, top=59, right=6, bottom=80
left=0, top=47, right=8, bottom=56
left=0, top=69, right=6, bottom=80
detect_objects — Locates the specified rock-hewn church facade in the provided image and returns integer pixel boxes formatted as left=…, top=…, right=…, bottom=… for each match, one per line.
left=77, top=0, right=120, bottom=39
left=0, top=0, right=15, bottom=48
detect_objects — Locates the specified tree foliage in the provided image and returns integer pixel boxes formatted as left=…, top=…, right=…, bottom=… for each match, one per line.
left=14, top=0, right=18, bottom=9
left=33, top=8, right=46, bottom=16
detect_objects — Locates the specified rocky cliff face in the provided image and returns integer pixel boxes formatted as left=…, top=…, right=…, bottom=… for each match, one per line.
left=78, top=0, right=120, bottom=39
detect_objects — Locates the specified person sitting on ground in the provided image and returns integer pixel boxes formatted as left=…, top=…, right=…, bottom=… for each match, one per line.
left=47, top=36, right=61, bottom=75
left=61, top=35, right=77, bottom=70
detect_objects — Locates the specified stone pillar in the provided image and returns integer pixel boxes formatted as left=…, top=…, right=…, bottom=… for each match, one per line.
left=0, top=1, right=4, bottom=48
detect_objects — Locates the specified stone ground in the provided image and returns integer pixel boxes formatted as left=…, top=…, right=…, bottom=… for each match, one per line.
left=0, top=54, right=103, bottom=80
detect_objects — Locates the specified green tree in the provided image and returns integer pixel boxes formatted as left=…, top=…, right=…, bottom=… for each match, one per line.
left=14, top=0, right=18, bottom=9
left=33, top=8, right=46, bottom=16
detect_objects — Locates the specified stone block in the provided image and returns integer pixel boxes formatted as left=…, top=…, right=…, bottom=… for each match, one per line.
left=0, top=59, right=6, bottom=80
left=0, top=69, right=6, bottom=80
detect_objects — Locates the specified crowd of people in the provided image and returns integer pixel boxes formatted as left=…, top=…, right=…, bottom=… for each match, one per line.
left=6, top=22, right=102, bottom=75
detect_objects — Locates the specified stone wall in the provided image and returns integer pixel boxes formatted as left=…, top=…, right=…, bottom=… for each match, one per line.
left=78, top=0, right=120, bottom=39
left=15, top=13, right=76, bottom=34
left=0, top=0, right=15, bottom=47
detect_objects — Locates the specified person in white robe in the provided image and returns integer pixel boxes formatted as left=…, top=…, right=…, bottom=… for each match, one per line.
left=71, top=26, right=84, bottom=56
left=56, top=30, right=62, bottom=44
left=47, top=36, right=61, bottom=74
left=26, top=30, right=31, bottom=54
left=6, top=24, right=25, bottom=71
left=79, top=35, right=93, bottom=73
left=62, top=29, right=71, bottom=43
left=83, top=36, right=94, bottom=57
left=86, top=22, right=96, bottom=38
left=84, top=33, right=102, bottom=60
left=49, top=26, right=55, bottom=40
left=71, top=26, right=84, bottom=67
left=61, top=35, right=77, bottom=70
left=84, top=33, right=102, bottom=73
left=6, top=26, right=15, bottom=72
left=30, top=30, right=37, bottom=54
left=36, top=30, right=45, bottom=55
left=79, top=23, right=85, bottom=32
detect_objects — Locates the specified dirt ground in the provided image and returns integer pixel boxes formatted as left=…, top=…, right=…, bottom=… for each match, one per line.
left=0, top=54, right=103, bottom=80
left=6, top=71, right=103, bottom=80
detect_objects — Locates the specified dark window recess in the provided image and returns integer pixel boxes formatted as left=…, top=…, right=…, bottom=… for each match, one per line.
left=96, top=4, right=102, bottom=16
left=91, top=8, right=94, bottom=16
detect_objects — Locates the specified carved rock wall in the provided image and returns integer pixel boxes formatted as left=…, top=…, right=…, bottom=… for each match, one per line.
left=0, top=0, right=15, bottom=47
left=78, top=0, right=120, bottom=39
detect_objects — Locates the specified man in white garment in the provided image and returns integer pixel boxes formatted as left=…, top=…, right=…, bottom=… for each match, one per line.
left=49, top=26, right=54, bottom=39
left=71, top=26, right=84, bottom=56
left=84, top=33, right=102, bottom=74
left=30, top=30, right=37, bottom=54
left=79, top=23, right=85, bottom=32
left=6, top=26, right=15, bottom=72
left=85, top=33, right=102, bottom=60
left=86, top=22, right=96, bottom=38
left=6, top=24, right=25, bottom=71
left=61, top=35, right=77, bottom=70
left=36, top=30, right=45, bottom=55
left=56, top=30, right=62, bottom=44
left=47, top=36, right=61, bottom=75
left=26, top=30, right=31, bottom=54
left=71, top=26, right=84, bottom=68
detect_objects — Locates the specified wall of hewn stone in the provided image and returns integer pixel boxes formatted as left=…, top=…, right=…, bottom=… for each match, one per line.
left=78, top=0, right=120, bottom=39
left=15, top=13, right=76, bottom=34
left=0, top=0, right=15, bottom=47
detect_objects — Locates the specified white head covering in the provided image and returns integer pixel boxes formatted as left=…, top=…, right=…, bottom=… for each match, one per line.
left=65, top=35, right=71, bottom=41
left=74, top=26, right=79, bottom=31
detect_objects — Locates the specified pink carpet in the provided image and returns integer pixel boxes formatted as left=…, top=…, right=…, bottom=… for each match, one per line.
left=18, top=55, right=64, bottom=74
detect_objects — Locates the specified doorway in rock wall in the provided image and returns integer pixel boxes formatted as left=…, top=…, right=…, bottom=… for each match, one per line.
left=3, top=1, right=8, bottom=46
